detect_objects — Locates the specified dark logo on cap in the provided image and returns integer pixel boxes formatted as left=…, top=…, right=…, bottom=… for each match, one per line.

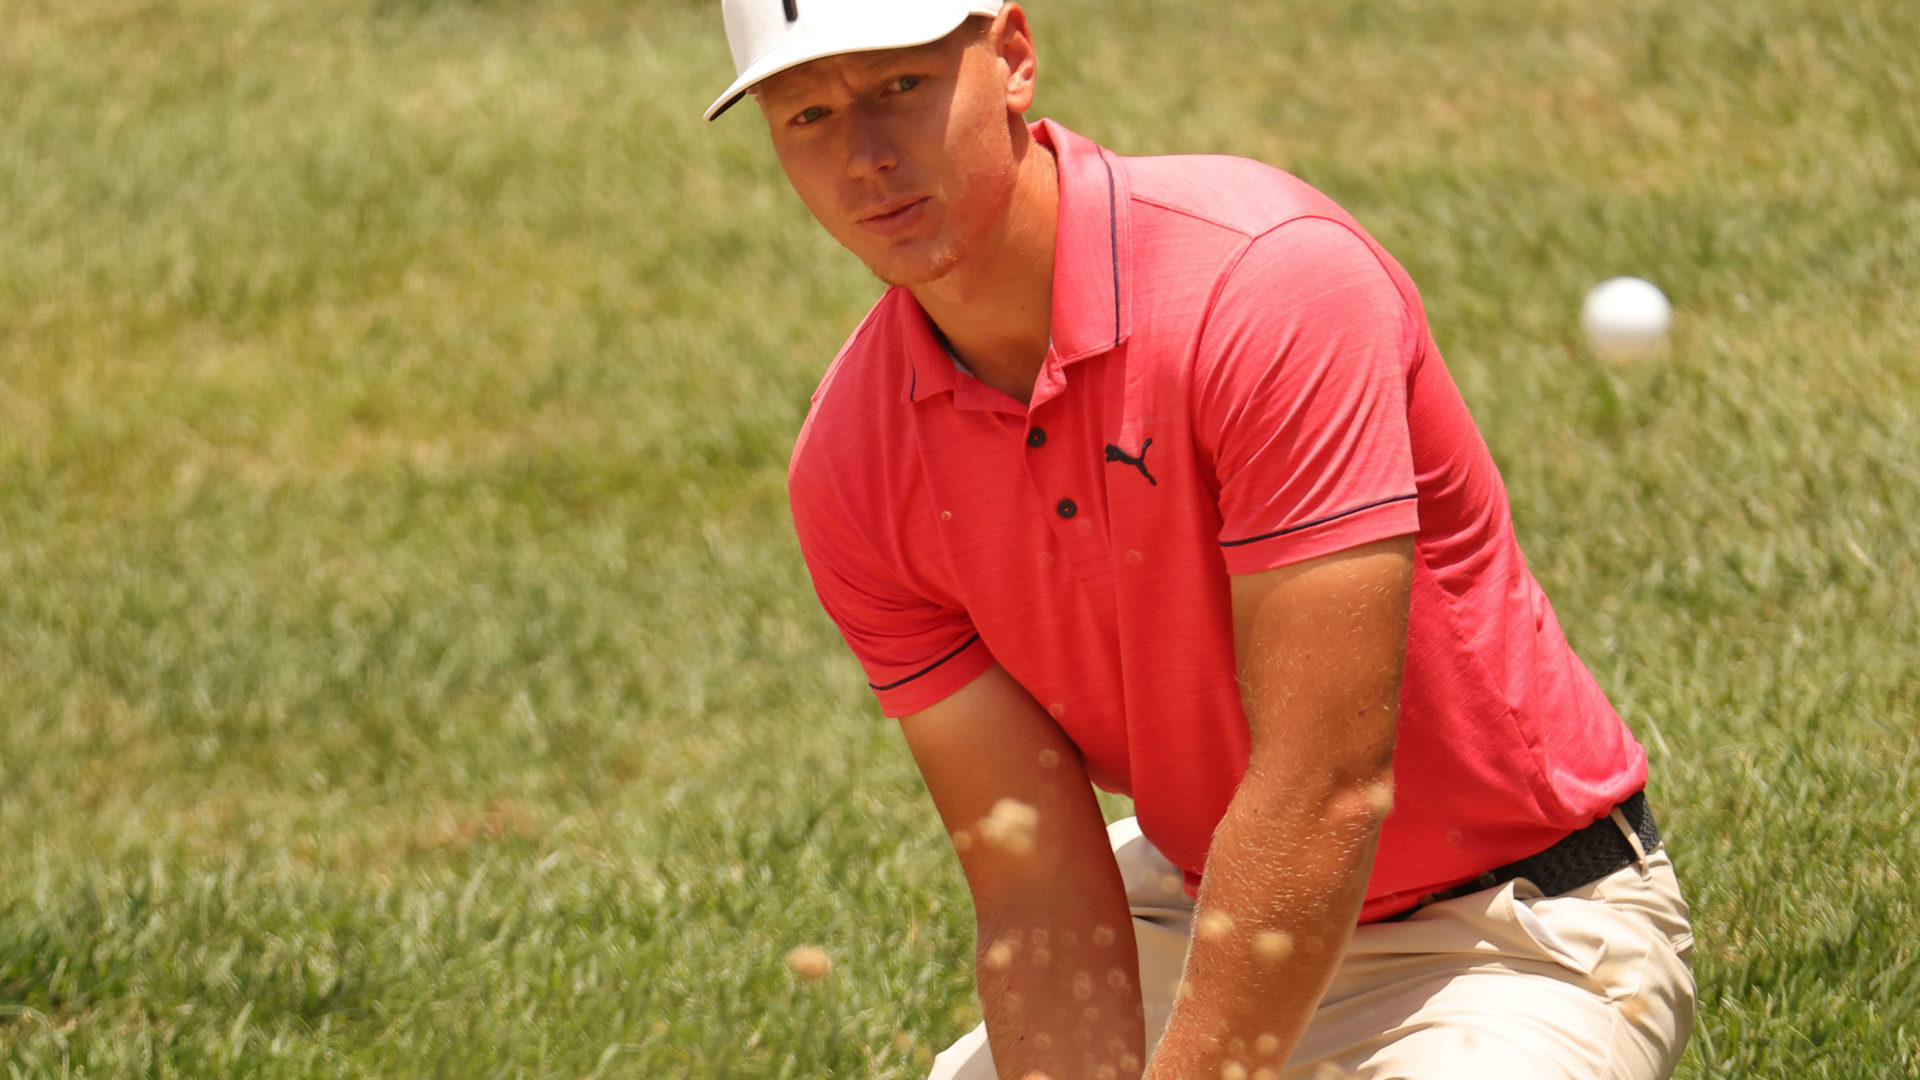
left=1105, top=438, right=1156, bottom=486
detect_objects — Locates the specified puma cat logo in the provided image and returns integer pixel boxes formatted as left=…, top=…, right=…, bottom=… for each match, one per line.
left=1104, top=438, right=1157, bottom=486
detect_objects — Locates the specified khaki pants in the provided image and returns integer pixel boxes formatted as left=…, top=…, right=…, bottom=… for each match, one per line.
left=932, top=815, right=1695, bottom=1080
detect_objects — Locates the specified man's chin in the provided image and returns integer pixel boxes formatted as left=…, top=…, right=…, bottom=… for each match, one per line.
left=860, top=241, right=963, bottom=289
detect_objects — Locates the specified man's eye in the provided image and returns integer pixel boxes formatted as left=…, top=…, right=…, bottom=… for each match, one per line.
left=793, top=106, right=827, bottom=125
left=889, top=75, right=922, bottom=93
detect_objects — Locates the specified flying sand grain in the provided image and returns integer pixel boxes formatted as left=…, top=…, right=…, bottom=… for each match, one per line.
left=1197, top=910, right=1236, bottom=940
left=1253, top=930, right=1293, bottom=962
left=979, top=798, right=1040, bottom=855
left=985, top=941, right=1015, bottom=970
left=785, top=945, right=832, bottom=981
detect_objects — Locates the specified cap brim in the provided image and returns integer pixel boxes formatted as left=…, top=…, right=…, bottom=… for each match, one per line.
left=707, top=89, right=750, bottom=121
left=704, top=4, right=999, bottom=121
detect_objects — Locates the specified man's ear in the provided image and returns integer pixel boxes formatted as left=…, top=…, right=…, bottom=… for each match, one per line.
left=990, top=4, right=1039, bottom=114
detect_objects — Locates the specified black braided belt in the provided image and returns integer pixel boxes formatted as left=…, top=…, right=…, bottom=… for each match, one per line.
left=1388, top=791, right=1661, bottom=921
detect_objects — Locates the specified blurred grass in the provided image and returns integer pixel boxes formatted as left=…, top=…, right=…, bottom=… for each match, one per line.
left=1, top=0, right=1916, bottom=1075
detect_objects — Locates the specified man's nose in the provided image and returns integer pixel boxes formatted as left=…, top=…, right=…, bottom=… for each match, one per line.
left=844, top=110, right=897, bottom=180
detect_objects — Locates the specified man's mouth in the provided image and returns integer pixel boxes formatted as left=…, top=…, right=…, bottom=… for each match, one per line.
left=856, top=197, right=931, bottom=236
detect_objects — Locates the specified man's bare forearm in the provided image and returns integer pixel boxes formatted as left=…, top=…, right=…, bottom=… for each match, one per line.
left=1143, top=539, right=1411, bottom=1078
left=1142, top=770, right=1385, bottom=1079
left=893, top=663, right=1168, bottom=1080
left=976, top=889, right=1148, bottom=1080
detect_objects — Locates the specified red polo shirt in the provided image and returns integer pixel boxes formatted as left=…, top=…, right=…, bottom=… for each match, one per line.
left=787, top=119, right=1647, bottom=921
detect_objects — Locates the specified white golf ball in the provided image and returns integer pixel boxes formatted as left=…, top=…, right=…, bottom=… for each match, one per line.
left=1580, top=276, right=1673, bottom=359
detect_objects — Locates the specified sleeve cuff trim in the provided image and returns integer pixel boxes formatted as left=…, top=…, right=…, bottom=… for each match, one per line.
left=867, top=634, right=983, bottom=692
left=1219, top=493, right=1418, bottom=548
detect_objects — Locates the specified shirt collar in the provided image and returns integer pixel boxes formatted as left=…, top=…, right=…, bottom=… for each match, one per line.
left=899, top=118, right=1133, bottom=406
left=1034, top=118, right=1132, bottom=365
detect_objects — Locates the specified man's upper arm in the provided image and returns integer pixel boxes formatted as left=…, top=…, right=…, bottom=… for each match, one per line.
left=897, top=664, right=1118, bottom=909
left=1197, top=217, right=1424, bottom=782
left=1229, top=537, right=1413, bottom=790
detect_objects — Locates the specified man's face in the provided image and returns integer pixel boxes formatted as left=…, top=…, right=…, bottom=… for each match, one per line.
left=754, top=19, right=1022, bottom=288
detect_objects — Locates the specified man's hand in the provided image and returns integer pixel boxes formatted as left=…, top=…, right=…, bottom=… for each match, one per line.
left=901, top=664, right=1148, bottom=1080
left=1145, top=535, right=1414, bottom=1079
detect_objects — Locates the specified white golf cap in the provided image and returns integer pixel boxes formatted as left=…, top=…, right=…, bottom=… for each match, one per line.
left=706, top=0, right=1005, bottom=121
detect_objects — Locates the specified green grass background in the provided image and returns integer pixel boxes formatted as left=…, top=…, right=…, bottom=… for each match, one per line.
left=2, top=0, right=1916, bottom=1075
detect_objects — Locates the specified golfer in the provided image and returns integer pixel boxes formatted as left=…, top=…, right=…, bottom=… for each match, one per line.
left=705, top=3, right=1695, bottom=1078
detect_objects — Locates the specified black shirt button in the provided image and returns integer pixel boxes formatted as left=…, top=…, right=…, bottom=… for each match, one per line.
left=1056, top=499, right=1077, bottom=519
left=1027, top=427, right=1047, bottom=448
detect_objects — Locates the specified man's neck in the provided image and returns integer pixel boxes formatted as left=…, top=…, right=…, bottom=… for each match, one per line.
left=909, top=133, right=1058, bottom=406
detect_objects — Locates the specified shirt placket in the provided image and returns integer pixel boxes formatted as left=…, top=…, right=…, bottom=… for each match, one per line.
left=1023, top=360, right=1118, bottom=612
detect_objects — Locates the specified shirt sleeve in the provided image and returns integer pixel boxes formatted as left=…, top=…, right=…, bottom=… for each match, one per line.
left=1194, top=215, right=1422, bottom=575
left=788, top=443, right=995, bottom=717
